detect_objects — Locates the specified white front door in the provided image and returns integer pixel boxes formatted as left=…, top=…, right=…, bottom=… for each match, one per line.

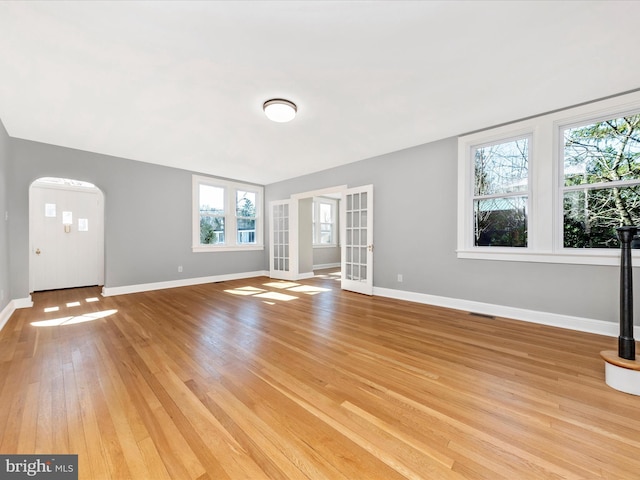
left=30, top=181, right=104, bottom=291
left=341, top=184, right=373, bottom=295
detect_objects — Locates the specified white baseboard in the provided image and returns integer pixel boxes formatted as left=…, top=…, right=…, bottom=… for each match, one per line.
left=0, top=296, right=34, bottom=332
left=5, top=278, right=633, bottom=340
left=295, top=272, right=316, bottom=280
left=102, top=270, right=269, bottom=297
left=373, top=287, right=636, bottom=338
left=313, top=263, right=341, bottom=270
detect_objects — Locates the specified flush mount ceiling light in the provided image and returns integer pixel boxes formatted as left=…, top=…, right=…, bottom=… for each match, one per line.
left=263, top=98, right=297, bottom=123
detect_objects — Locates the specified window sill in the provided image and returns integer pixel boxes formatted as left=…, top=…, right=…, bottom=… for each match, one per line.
left=193, top=245, right=264, bottom=253
left=313, top=244, right=339, bottom=249
left=456, top=248, right=635, bottom=267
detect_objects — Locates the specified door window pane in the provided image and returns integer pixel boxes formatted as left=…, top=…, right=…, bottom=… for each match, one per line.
left=45, top=203, right=56, bottom=217
left=62, top=211, right=73, bottom=225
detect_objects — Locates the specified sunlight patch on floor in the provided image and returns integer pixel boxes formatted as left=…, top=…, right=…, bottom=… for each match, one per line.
left=225, top=275, right=335, bottom=304
left=254, top=292, right=298, bottom=302
left=262, top=282, right=301, bottom=289
left=314, top=271, right=341, bottom=282
left=225, top=286, right=268, bottom=296
left=31, top=309, right=118, bottom=327
left=287, top=285, right=330, bottom=295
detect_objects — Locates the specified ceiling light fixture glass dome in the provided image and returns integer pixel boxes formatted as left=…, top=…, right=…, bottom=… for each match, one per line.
left=263, top=98, right=297, bottom=123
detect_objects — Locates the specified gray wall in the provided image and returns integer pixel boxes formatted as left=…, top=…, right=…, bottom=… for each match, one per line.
left=298, top=198, right=313, bottom=275
left=0, top=119, right=9, bottom=311
left=266, top=137, right=629, bottom=325
left=3, top=121, right=632, bottom=326
left=8, top=138, right=265, bottom=299
left=313, top=246, right=340, bottom=268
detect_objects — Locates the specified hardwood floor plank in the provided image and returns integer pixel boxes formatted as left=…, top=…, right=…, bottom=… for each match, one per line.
left=0, top=279, right=638, bottom=479
left=16, top=380, right=40, bottom=453
left=71, top=345, right=115, bottom=479
left=62, top=360, right=92, bottom=476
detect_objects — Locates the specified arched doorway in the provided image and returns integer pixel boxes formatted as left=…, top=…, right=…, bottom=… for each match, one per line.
left=29, top=177, right=105, bottom=292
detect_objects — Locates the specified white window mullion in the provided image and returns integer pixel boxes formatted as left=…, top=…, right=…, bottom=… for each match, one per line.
left=531, top=124, right=554, bottom=253
left=227, top=186, right=237, bottom=247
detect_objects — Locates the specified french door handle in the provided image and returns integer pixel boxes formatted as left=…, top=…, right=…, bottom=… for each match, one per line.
left=367, top=244, right=374, bottom=252
left=35, top=248, right=41, bottom=255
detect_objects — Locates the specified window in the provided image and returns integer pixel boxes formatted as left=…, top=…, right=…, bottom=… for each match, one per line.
left=193, top=175, right=263, bottom=252
left=562, top=114, right=640, bottom=249
left=458, top=90, right=640, bottom=266
left=199, top=185, right=225, bottom=245
left=236, top=190, right=257, bottom=244
left=312, top=198, right=337, bottom=246
left=473, top=137, right=529, bottom=247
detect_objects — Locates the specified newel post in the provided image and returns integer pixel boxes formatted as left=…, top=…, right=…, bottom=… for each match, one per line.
left=617, top=226, right=637, bottom=361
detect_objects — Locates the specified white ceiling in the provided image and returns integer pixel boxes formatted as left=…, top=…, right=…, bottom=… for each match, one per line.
left=1, top=1, right=639, bottom=185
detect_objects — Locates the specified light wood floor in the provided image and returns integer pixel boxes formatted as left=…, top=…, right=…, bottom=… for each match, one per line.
left=1, top=273, right=639, bottom=479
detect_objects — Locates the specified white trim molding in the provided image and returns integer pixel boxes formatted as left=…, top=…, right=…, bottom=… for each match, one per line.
left=102, top=270, right=269, bottom=297
left=373, top=286, right=637, bottom=338
left=0, top=296, right=34, bottom=332
left=458, top=90, right=640, bottom=266
left=313, top=262, right=341, bottom=270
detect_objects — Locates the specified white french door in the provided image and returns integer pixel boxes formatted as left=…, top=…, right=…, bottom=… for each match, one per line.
left=341, top=184, right=373, bottom=295
left=269, top=199, right=294, bottom=280
left=30, top=182, right=104, bottom=291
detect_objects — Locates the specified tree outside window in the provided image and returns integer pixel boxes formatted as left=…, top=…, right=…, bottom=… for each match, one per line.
left=200, top=185, right=225, bottom=244
left=236, top=190, right=257, bottom=244
left=193, top=175, right=263, bottom=252
left=472, top=137, right=529, bottom=247
left=563, top=114, right=640, bottom=248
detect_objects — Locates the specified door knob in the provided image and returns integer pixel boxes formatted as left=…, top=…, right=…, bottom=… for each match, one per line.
left=35, top=248, right=41, bottom=255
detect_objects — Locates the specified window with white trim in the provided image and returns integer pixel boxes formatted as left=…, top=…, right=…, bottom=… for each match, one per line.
left=312, top=197, right=337, bottom=246
left=193, top=175, right=263, bottom=252
left=472, top=136, right=529, bottom=247
left=562, top=114, right=640, bottom=248
left=236, top=189, right=257, bottom=244
left=458, top=90, right=640, bottom=266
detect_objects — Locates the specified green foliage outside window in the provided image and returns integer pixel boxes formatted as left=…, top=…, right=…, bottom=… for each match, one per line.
left=563, top=114, right=640, bottom=248
left=200, top=216, right=224, bottom=244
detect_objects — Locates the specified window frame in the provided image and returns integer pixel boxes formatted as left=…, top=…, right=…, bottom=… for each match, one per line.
left=192, top=175, right=264, bottom=252
left=471, top=134, right=531, bottom=248
left=558, top=110, right=640, bottom=251
left=198, top=183, right=226, bottom=245
left=458, top=90, right=640, bottom=266
left=235, top=189, right=259, bottom=245
left=312, top=197, right=338, bottom=247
